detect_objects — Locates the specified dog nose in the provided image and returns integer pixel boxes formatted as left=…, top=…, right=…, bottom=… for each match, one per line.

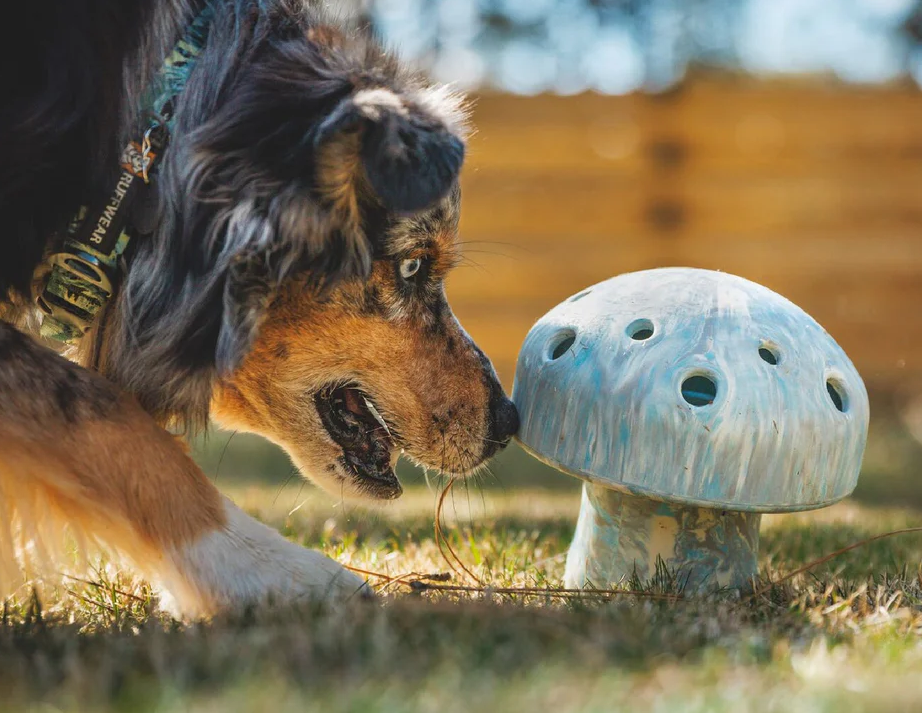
left=490, top=396, right=520, bottom=446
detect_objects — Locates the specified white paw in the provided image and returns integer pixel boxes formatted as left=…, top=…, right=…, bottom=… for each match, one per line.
left=157, top=497, right=373, bottom=617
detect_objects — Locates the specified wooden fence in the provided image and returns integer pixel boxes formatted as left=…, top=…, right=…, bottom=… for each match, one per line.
left=448, top=78, right=922, bottom=395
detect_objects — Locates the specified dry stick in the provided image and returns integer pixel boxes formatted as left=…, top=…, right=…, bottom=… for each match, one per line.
left=344, top=563, right=682, bottom=601
left=432, top=482, right=460, bottom=581
left=378, top=572, right=453, bottom=596
left=348, top=525, right=922, bottom=603
left=64, top=589, right=117, bottom=615
left=343, top=477, right=485, bottom=591
left=433, top=478, right=466, bottom=581
left=406, top=581, right=683, bottom=602
left=749, top=525, right=922, bottom=601
left=341, top=564, right=450, bottom=593
left=60, top=573, right=149, bottom=604
left=434, top=477, right=484, bottom=586
left=342, top=477, right=488, bottom=594
left=341, top=564, right=397, bottom=584
left=347, top=513, right=922, bottom=604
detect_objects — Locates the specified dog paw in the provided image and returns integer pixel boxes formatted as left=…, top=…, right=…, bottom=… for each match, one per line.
left=157, top=497, right=373, bottom=617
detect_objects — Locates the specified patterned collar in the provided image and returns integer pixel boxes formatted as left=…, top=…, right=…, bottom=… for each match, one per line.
left=37, top=6, right=214, bottom=344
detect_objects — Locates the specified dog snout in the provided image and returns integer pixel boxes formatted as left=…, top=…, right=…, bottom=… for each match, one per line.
left=492, top=396, right=519, bottom=443
left=458, top=332, right=518, bottom=460
left=485, top=395, right=519, bottom=458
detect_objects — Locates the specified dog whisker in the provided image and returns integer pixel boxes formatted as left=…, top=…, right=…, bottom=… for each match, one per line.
left=212, top=429, right=238, bottom=483
left=273, top=465, right=300, bottom=506
left=457, top=238, right=528, bottom=253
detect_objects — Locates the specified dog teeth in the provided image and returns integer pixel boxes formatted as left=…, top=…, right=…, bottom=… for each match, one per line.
left=363, top=396, right=391, bottom=436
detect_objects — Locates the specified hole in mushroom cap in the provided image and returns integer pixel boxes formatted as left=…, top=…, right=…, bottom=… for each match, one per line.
left=758, top=343, right=780, bottom=365
left=681, top=374, right=718, bottom=407
left=626, top=318, right=655, bottom=341
left=826, top=378, right=848, bottom=413
left=571, top=289, right=592, bottom=302
left=548, top=329, right=576, bottom=360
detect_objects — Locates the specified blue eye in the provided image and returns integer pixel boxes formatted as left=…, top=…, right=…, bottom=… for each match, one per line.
left=399, top=257, right=422, bottom=280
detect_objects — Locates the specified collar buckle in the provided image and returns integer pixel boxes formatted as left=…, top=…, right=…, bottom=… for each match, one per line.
left=36, top=245, right=119, bottom=343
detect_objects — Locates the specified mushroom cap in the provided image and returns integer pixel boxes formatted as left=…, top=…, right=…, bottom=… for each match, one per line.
left=512, top=268, right=870, bottom=513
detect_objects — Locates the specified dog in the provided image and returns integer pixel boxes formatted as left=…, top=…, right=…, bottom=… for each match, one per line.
left=0, top=0, right=518, bottom=616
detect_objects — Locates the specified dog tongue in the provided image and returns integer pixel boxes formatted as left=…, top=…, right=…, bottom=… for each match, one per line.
left=343, top=387, right=366, bottom=416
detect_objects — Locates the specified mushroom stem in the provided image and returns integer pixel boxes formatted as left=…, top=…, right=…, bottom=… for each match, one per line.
left=565, top=484, right=761, bottom=594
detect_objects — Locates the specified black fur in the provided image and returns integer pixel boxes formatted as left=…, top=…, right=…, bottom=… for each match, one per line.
left=0, top=0, right=156, bottom=297
left=0, top=0, right=467, bottom=430
left=0, top=323, right=119, bottom=424
left=317, top=93, right=466, bottom=214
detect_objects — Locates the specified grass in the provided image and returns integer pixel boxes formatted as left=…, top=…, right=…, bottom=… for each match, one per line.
left=1, top=477, right=922, bottom=712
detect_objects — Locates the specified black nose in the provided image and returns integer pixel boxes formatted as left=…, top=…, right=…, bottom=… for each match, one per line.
left=471, top=341, right=519, bottom=458
left=489, top=396, right=519, bottom=449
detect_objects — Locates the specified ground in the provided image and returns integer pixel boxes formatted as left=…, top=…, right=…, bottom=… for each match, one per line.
left=3, top=465, right=922, bottom=712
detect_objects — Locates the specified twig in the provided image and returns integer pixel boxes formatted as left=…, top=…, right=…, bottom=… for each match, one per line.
left=342, top=562, right=682, bottom=601
left=405, top=581, right=683, bottom=602
left=435, top=478, right=484, bottom=586
left=344, top=522, right=922, bottom=608
left=342, top=564, right=451, bottom=589
left=60, top=574, right=148, bottom=604
left=750, top=525, right=922, bottom=601
left=64, top=589, right=116, bottom=615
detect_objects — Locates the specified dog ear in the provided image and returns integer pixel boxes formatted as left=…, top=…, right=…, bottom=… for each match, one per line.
left=103, top=198, right=288, bottom=426
left=215, top=252, right=273, bottom=375
left=314, top=87, right=467, bottom=217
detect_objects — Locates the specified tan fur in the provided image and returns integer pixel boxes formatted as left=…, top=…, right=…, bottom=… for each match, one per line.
left=211, top=202, right=497, bottom=495
left=1, top=6, right=490, bottom=615
left=0, top=394, right=225, bottom=598
left=316, top=132, right=365, bottom=244
left=0, top=194, right=488, bottom=609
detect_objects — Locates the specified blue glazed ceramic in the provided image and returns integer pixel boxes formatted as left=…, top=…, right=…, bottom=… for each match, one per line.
left=512, top=268, right=869, bottom=592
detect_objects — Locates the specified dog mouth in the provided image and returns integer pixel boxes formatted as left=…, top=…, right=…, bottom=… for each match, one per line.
left=314, top=383, right=403, bottom=499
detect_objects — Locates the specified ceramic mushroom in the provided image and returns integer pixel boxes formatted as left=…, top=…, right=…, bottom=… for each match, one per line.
left=512, top=268, right=869, bottom=593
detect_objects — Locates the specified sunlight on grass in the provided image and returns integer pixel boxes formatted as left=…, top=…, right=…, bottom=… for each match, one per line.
left=1, top=484, right=921, bottom=712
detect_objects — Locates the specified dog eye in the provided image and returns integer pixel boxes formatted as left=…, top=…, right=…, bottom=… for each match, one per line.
left=399, top=257, right=423, bottom=280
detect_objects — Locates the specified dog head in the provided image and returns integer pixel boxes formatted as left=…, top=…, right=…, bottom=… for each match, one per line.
left=99, top=5, right=517, bottom=497
left=210, top=184, right=518, bottom=499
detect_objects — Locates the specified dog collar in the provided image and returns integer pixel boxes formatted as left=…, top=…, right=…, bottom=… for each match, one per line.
left=36, top=6, right=214, bottom=344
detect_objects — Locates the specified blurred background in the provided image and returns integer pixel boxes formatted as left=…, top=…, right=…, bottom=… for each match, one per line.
left=195, top=0, right=922, bottom=507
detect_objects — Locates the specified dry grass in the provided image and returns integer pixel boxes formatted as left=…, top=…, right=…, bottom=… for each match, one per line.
left=2, top=481, right=922, bottom=712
